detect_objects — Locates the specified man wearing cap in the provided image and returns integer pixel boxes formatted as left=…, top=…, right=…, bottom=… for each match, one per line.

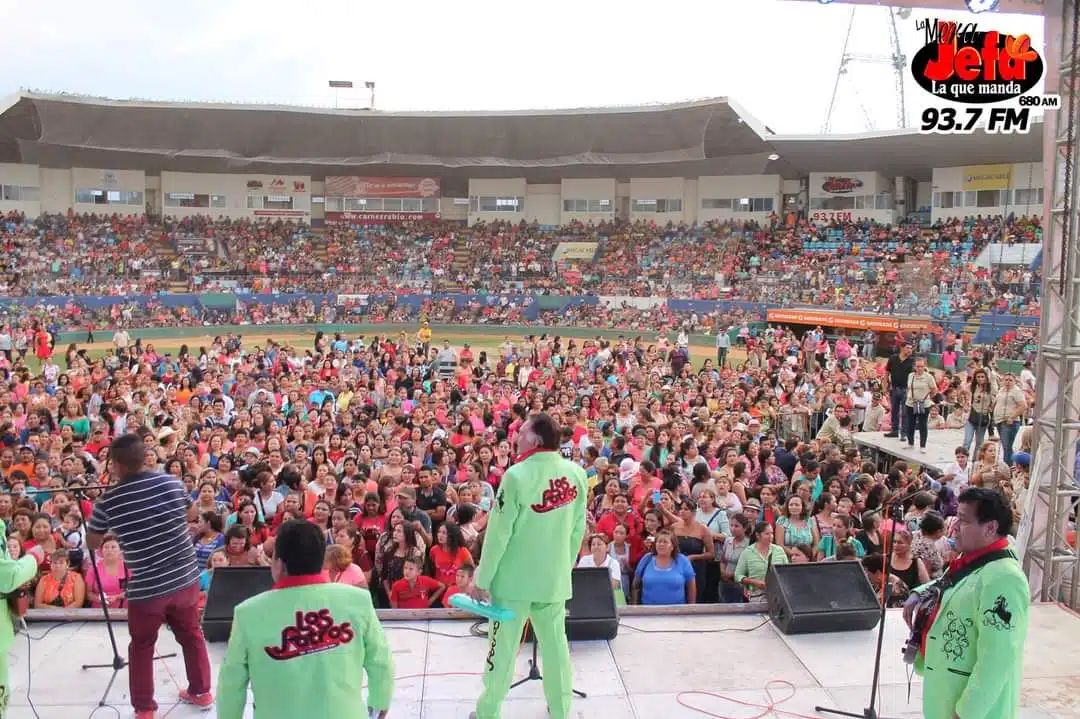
left=470, top=412, right=587, bottom=719
left=395, top=486, right=432, bottom=544
left=217, top=519, right=394, bottom=719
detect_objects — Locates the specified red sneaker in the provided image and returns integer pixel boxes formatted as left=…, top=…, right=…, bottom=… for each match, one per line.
left=178, top=688, right=214, bottom=711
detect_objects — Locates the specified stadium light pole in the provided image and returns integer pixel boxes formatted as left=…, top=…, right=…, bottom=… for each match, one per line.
left=328, top=80, right=354, bottom=109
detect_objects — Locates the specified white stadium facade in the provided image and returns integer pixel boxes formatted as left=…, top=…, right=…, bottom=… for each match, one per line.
left=0, top=92, right=1046, bottom=227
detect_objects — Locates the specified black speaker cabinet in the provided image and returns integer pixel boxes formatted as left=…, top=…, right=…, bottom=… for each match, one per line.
left=766, top=561, right=880, bottom=635
left=522, top=567, right=619, bottom=642
left=201, top=566, right=275, bottom=642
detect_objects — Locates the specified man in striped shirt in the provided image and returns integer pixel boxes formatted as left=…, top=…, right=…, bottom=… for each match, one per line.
left=87, top=434, right=213, bottom=719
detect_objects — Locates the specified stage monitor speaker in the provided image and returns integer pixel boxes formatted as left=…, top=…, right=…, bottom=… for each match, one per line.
left=766, top=561, right=880, bottom=635
left=202, top=566, right=274, bottom=642
left=523, top=567, right=619, bottom=642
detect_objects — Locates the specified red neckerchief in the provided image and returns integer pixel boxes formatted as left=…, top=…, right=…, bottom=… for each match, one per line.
left=514, top=448, right=557, bottom=463
left=920, top=537, right=1009, bottom=658
left=272, top=574, right=327, bottom=590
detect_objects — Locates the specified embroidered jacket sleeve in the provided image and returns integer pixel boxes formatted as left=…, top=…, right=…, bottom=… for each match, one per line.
left=474, top=466, right=519, bottom=592
left=956, top=570, right=1029, bottom=718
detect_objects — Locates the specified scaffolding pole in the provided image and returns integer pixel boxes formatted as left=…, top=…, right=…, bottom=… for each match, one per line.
left=1020, top=0, right=1080, bottom=609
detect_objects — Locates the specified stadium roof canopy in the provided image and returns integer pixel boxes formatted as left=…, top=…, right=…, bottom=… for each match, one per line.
left=0, top=92, right=1042, bottom=193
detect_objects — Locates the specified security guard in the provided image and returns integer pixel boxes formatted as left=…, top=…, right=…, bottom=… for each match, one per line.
left=217, top=519, right=394, bottom=719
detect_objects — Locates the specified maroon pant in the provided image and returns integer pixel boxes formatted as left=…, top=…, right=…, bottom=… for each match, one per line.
left=126, top=581, right=211, bottom=712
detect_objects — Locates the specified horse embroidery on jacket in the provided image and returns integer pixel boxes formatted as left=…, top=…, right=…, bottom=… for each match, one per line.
left=983, top=595, right=1014, bottom=631
left=941, top=610, right=973, bottom=662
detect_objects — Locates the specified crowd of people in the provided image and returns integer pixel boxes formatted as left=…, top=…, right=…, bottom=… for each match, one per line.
left=0, top=213, right=1042, bottom=320
left=0, top=317, right=1039, bottom=618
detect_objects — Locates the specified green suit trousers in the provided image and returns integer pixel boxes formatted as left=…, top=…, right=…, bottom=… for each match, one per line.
left=475, top=600, right=573, bottom=719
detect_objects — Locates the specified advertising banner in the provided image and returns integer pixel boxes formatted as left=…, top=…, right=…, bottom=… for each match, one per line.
left=962, top=165, right=1013, bottom=191
left=325, top=177, right=442, bottom=198
left=598, top=296, right=666, bottom=310
left=246, top=177, right=309, bottom=195
left=767, top=309, right=929, bottom=332
left=325, top=211, right=440, bottom=224
left=553, top=242, right=599, bottom=263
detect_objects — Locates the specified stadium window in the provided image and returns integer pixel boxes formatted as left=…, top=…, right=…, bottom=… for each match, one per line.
left=875, top=194, right=893, bottom=210
left=263, top=195, right=293, bottom=210
left=383, top=198, right=403, bottom=211
left=311, top=195, right=325, bottom=205
left=477, top=196, right=523, bottom=212
left=211, top=194, right=227, bottom=208
left=750, top=197, right=773, bottom=213
left=812, top=195, right=856, bottom=211
left=976, top=190, right=1003, bottom=208
left=401, top=198, right=422, bottom=212
left=165, top=193, right=211, bottom=208
left=1013, top=188, right=1042, bottom=205
left=469, top=196, right=479, bottom=212
left=325, top=197, right=343, bottom=211
left=587, top=199, right=612, bottom=212
left=75, top=189, right=99, bottom=204
left=422, top=197, right=439, bottom=212
left=656, top=199, right=682, bottom=213
left=563, top=199, right=587, bottom=213
left=631, top=199, right=657, bottom=212
left=701, top=198, right=732, bottom=210
left=246, top=195, right=263, bottom=209
left=933, top=191, right=960, bottom=209
left=1, top=185, right=38, bottom=202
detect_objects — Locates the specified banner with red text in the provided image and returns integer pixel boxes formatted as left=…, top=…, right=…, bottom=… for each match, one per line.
left=325, top=211, right=440, bottom=224
left=325, top=177, right=442, bottom=198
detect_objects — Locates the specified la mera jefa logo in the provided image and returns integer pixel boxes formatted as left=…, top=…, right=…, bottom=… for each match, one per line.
left=910, top=20, right=1043, bottom=104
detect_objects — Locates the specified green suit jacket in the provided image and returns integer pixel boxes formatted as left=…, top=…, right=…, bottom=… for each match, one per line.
left=216, top=577, right=394, bottom=719
left=0, top=520, right=38, bottom=658
left=915, top=552, right=1029, bottom=719
left=475, top=450, right=588, bottom=603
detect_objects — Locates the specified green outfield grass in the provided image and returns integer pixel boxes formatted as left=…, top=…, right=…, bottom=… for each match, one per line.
left=35, top=328, right=733, bottom=374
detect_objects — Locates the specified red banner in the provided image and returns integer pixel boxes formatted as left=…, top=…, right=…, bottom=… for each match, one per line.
left=253, top=209, right=308, bottom=218
left=325, top=176, right=441, bottom=198
left=325, top=211, right=440, bottom=224
left=766, top=309, right=928, bottom=333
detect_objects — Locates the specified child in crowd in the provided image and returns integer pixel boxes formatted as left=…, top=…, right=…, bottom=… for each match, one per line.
left=390, top=556, right=444, bottom=609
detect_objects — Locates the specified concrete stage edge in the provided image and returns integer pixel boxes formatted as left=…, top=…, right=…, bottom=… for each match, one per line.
left=5, top=603, right=1078, bottom=718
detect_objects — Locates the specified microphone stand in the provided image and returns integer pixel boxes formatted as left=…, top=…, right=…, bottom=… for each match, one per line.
left=33, top=483, right=177, bottom=708
left=815, top=498, right=906, bottom=719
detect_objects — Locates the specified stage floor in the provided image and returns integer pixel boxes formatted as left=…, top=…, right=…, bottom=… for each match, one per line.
left=5, top=604, right=1079, bottom=718
left=853, top=429, right=965, bottom=472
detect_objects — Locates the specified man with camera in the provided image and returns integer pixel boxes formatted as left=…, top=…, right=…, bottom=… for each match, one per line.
left=903, top=488, right=1028, bottom=719
left=217, top=519, right=394, bottom=719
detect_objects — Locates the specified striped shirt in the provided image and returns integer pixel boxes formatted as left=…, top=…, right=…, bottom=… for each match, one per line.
left=87, top=471, right=200, bottom=602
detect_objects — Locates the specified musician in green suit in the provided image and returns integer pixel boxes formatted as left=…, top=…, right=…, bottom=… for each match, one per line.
left=0, top=519, right=40, bottom=712
left=470, top=412, right=588, bottom=719
left=906, top=488, right=1029, bottom=719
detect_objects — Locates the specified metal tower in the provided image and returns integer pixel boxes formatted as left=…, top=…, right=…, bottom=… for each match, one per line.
left=1019, top=0, right=1080, bottom=609
left=822, top=6, right=910, bottom=133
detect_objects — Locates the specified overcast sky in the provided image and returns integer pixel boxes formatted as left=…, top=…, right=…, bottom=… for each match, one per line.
left=4, top=0, right=1046, bottom=135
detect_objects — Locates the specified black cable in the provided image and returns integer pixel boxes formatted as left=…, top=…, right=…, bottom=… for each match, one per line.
left=618, top=617, right=771, bottom=634
left=18, top=621, right=124, bottom=719
left=21, top=622, right=65, bottom=719
left=467, top=616, right=771, bottom=638
left=384, top=624, right=480, bottom=639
